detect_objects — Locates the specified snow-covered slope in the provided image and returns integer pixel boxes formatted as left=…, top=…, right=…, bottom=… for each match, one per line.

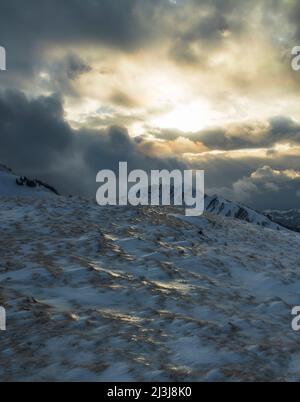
left=0, top=164, right=58, bottom=198
left=205, top=194, right=282, bottom=230
left=0, top=197, right=300, bottom=381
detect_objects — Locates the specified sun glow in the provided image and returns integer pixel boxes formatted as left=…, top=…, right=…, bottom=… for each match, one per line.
left=151, top=101, right=213, bottom=133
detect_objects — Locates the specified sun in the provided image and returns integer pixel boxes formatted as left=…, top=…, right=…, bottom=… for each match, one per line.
left=152, top=101, right=213, bottom=133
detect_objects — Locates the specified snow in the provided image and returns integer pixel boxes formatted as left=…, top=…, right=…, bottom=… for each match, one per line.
left=0, top=193, right=300, bottom=381
left=205, top=194, right=283, bottom=230
left=0, top=168, right=56, bottom=198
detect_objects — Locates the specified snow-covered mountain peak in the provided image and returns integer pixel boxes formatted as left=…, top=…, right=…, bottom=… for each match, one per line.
left=149, top=184, right=284, bottom=230
left=204, top=194, right=283, bottom=231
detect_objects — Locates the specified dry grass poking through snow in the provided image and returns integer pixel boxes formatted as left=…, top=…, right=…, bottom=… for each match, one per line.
left=0, top=196, right=300, bottom=381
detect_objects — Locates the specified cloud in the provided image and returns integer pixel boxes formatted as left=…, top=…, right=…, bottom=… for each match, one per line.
left=206, top=116, right=300, bottom=149
left=0, top=90, right=73, bottom=168
left=0, top=0, right=299, bottom=211
left=153, top=116, right=300, bottom=151
left=109, top=90, right=140, bottom=108
left=289, top=0, right=300, bottom=42
left=230, top=166, right=300, bottom=209
left=0, top=0, right=150, bottom=55
left=1, top=0, right=299, bottom=132
left=0, top=0, right=161, bottom=91
left=0, top=90, right=299, bottom=210
left=233, top=179, right=259, bottom=201
left=0, top=90, right=186, bottom=196
left=179, top=146, right=300, bottom=210
left=38, top=54, right=92, bottom=97
left=168, top=0, right=251, bottom=65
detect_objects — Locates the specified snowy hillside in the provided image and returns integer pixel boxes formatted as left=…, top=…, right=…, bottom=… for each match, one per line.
left=0, top=196, right=300, bottom=381
left=205, top=194, right=282, bottom=230
left=0, top=164, right=58, bottom=198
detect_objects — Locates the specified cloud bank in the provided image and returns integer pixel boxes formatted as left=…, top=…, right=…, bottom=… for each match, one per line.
left=0, top=0, right=299, bottom=209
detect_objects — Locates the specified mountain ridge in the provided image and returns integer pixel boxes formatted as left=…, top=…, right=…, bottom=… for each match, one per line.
left=0, top=163, right=59, bottom=197
left=265, top=209, right=300, bottom=232
left=204, top=194, right=283, bottom=231
left=0, top=162, right=285, bottom=231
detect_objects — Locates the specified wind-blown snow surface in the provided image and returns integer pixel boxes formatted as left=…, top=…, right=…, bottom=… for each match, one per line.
left=0, top=196, right=300, bottom=382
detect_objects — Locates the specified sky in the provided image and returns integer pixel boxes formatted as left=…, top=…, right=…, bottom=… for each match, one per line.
left=0, top=0, right=299, bottom=210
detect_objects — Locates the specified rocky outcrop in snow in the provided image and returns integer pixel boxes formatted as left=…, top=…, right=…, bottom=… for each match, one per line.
left=204, top=194, right=282, bottom=230
left=265, top=209, right=300, bottom=232
left=0, top=164, right=59, bottom=197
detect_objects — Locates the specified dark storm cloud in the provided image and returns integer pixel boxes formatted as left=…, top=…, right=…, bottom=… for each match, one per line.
left=0, top=0, right=259, bottom=80
left=199, top=117, right=300, bottom=150
left=0, top=0, right=158, bottom=87
left=231, top=165, right=300, bottom=211
left=197, top=128, right=255, bottom=151
left=64, top=54, right=92, bottom=81
left=0, top=0, right=294, bottom=96
left=40, top=54, right=92, bottom=97
left=0, top=90, right=298, bottom=209
left=190, top=152, right=300, bottom=210
left=0, top=0, right=148, bottom=52
left=0, top=90, right=186, bottom=196
left=0, top=0, right=298, bottom=211
left=168, top=0, right=252, bottom=64
left=0, top=90, right=73, bottom=168
left=268, top=116, right=300, bottom=144
left=289, top=0, right=300, bottom=41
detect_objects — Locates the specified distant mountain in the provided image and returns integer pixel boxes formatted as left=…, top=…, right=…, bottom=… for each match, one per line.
left=265, top=209, right=300, bottom=232
left=0, top=163, right=59, bottom=197
left=204, top=194, right=283, bottom=231
left=147, top=184, right=284, bottom=231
